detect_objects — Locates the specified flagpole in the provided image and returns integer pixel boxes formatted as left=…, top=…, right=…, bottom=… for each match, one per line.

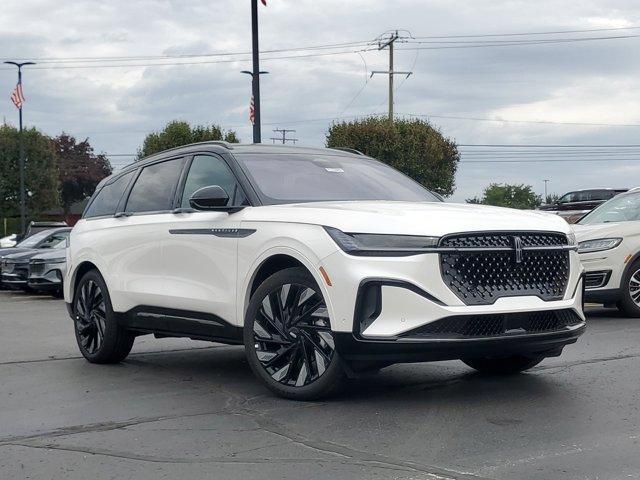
left=251, top=0, right=261, bottom=143
left=4, top=61, right=35, bottom=235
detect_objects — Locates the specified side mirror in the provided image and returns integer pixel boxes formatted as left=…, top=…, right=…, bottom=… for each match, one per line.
left=189, top=185, right=230, bottom=210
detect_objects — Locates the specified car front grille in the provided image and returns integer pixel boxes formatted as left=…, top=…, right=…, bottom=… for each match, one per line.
left=401, top=309, right=583, bottom=339
left=440, top=232, right=571, bottom=305
left=29, top=263, right=45, bottom=276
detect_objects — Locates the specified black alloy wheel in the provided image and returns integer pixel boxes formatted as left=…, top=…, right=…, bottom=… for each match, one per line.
left=73, top=270, right=134, bottom=363
left=245, top=267, right=344, bottom=399
left=75, top=278, right=107, bottom=355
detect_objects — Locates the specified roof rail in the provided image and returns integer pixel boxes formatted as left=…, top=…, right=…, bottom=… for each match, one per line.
left=330, top=147, right=365, bottom=156
left=138, top=140, right=234, bottom=162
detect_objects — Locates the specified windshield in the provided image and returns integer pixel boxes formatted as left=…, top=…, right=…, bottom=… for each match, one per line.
left=17, top=229, right=56, bottom=248
left=579, top=192, right=640, bottom=225
left=17, top=229, right=69, bottom=249
left=234, top=153, right=441, bottom=204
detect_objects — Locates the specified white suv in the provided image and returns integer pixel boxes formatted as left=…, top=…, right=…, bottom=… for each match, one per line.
left=574, top=188, right=640, bottom=316
left=65, top=142, right=585, bottom=399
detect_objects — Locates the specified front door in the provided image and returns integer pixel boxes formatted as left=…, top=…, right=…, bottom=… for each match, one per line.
left=161, top=154, right=251, bottom=330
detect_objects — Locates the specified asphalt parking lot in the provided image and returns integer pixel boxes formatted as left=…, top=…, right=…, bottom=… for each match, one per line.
left=1, top=290, right=639, bottom=480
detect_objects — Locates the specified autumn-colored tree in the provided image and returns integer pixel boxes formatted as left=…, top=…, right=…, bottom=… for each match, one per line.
left=53, top=133, right=113, bottom=214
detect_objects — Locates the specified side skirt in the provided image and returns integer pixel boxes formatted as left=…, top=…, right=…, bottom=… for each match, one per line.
left=114, top=306, right=243, bottom=345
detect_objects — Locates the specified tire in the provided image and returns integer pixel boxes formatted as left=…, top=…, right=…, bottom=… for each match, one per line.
left=244, top=267, right=345, bottom=400
left=462, top=355, right=544, bottom=374
left=73, top=269, right=134, bottom=364
left=617, top=260, right=640, bottom=317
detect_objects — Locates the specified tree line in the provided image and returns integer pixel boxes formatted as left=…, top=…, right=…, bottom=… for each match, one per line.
left=1, top=115, right=548, bottom=233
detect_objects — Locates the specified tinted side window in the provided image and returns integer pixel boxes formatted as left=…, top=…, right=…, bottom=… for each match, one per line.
left=84, top=171, right=134, bottom=218
left=181, top=155, right=247, bottom=208
left=126, top=158, right=185, bottom=213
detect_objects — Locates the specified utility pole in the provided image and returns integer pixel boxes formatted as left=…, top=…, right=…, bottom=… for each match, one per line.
left=4, top=61, right=35, bottom=235
left=270, top=128, right=298, bottom=144
left=543, top=179, right=550, bottom=201
left=370, top=31, right=413, bottom=122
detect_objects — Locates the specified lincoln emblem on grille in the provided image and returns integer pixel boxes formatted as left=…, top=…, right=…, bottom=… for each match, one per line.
left=513, top=236, right=524, bottom=264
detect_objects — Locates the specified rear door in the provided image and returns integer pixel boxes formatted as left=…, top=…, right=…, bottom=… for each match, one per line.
left=111, top=156, right=186, bottom=311
left=161, top=153, right=250, bottom=331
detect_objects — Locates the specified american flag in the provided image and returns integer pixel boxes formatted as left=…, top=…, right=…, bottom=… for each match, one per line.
left=249, top=95, right=255, bottom=124
left=10, top=83, right=25, bottom=109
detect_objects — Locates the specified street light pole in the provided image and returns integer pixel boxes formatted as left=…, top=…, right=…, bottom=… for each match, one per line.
left=4, top=61, right=35, bottom=235
left=543, top=179, right=550, bottom=202
left=251, top=0, right=262, bottom=143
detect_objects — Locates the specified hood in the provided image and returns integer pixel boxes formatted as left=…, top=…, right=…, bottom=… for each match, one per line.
left=3, top=249, right=40, bottom=263
left=573, top=222, right=636, bottom=241
left=242, top=201, right=571, bottom=236
left=30, top=248, right=68, bottom=262
left=0, top=247, right=34, bottom=259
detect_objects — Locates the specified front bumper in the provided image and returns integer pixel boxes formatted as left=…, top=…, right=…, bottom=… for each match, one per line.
left=321, top=249, right=585, bottom=363
left=1, top=272, right=28, bottom=287
left=28, top=269, right=63, bottom=291
left=335, top=324, right=585, bottom=364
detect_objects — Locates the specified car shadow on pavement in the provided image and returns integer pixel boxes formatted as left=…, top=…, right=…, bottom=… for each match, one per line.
left=114, top=344, right=576, bottom=409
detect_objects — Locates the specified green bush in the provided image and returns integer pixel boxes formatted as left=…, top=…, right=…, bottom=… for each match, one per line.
left=326, top=117, right=460, bottom=196
left=138, top=121, right=239, bottom=159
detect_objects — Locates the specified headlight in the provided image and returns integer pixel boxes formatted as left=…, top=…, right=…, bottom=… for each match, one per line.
left=324, top=227, right=439, bottom=256
left=578, top=238, right=622, bottom=254
left=45, top=258, right=66, bottom=265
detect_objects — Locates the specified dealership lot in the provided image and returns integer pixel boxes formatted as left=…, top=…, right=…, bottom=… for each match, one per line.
left=1, top=290, right=639, bottom=480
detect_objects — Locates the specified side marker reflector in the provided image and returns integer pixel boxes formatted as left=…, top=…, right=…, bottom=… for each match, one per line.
left=319, top=266, right=332, bottom=286
left=625, top=254, right=633, bottom=264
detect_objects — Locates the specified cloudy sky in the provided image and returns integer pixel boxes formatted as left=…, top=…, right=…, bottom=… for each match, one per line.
left=1, top=0, right=640, bottom=201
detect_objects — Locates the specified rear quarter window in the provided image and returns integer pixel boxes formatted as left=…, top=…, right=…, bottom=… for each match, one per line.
left=84, top=171, right=135, bottom=218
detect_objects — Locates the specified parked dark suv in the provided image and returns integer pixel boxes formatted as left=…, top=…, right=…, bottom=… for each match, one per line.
left=539, top=188, right=628, bottom=223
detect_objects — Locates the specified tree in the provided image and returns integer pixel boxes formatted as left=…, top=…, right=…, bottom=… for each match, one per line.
left=138, top=120, right=240, bottom=159
left=53, top=133, right=112, bottom=214
left=0, top=124, right=59, bottom=218
left=545, top=193, right=561, bottom=205
left=466, top=183, right=542, bottom=209
left=326, top=117, right=460, bottom=196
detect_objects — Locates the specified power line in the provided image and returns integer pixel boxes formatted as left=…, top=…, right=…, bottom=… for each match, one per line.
left=0, top=40, right=373, bottom=63
left=402, top=113, right=640, bottom=128
left=0, top=48, right=377, bottom=71
left=398, top=34, right=640, bottom=50
left=412, top=25, right=640, bottom=39
left=460, top=158, right=640, bottom=163
left=458, top=143, right=640, bottom=147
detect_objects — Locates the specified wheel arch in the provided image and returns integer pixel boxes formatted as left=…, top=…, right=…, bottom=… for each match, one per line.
left=70, top=260, right=100, bottom=305
left=241, top=248, right=333, bottom=325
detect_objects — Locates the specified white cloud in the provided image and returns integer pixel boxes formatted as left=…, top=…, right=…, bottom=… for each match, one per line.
left=1, top=0, right=639, bottom=197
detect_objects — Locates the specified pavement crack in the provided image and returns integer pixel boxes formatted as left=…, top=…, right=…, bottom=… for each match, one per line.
left=534, top=352, right=640, bottom=372
left=0, top=345, right=235, bottom=366
left=0, top=411, right=225, bottom=445
left=231, top=407, right=493, bottom=480
left=3, top=442, right=417, bottom=471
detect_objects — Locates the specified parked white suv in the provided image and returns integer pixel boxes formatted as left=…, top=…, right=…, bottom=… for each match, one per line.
left=574, top=188, right=640, bottom=316
left=65, top=142, right=585, bottom=399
